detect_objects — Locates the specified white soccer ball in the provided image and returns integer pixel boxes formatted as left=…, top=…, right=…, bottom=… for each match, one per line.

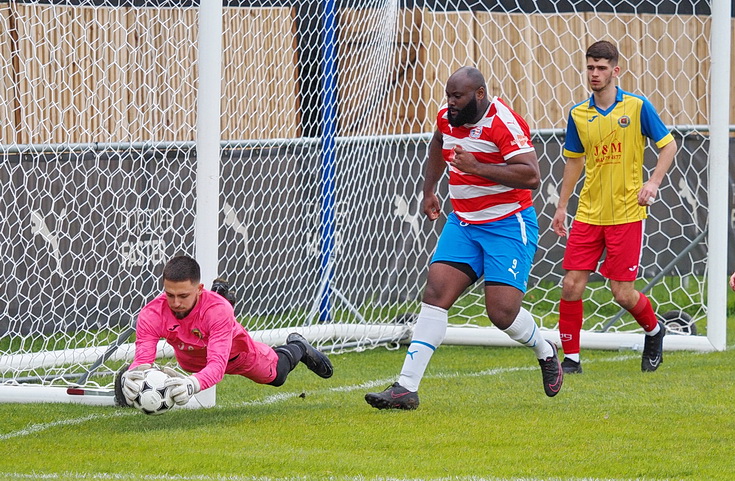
left=132, top=367, right=175, bottom=416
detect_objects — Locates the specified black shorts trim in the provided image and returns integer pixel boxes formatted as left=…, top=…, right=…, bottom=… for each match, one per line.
left=484, top=280, right=513, bottom=288
left=432, top=260, right=479, bottom=284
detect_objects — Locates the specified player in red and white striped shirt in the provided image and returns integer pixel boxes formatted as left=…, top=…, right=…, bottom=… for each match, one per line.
left=437, top=93, right=536, bottom=224
left=365, top=66, right=562, bottom=410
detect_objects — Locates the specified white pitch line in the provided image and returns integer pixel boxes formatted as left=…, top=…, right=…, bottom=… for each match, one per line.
left=0, top=351, right=695, bottom=481
left=0, top=410, right=137, bottom=441
left=1, top=352, right=642, bottom=441
left=231, top=376, right=398, bottom=407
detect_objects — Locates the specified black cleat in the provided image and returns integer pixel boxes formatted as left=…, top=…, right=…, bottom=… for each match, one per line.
left=642, top=320, right=666, bottom=372
left=211, top=278, right=237, bottom=307
left=365, top=382, right=419, bottom=410
left=538, top=341, right=563, bottom=397
left=287, top=332, right=333, bottom=379
left=561, top=357, right=583, bottom=374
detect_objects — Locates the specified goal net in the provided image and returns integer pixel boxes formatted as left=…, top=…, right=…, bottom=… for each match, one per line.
left=0, top=0, right=729, bottom=404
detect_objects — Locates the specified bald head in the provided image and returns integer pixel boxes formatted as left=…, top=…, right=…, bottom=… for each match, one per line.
left=448, top=66, right=486, bottom=91
left=445, top=66, right=489, bottom=127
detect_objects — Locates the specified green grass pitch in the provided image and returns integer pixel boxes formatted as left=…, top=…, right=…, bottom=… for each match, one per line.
left=1, top=315, right=733, bottom=481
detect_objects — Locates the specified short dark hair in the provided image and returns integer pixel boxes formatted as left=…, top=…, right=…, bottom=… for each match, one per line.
left=586, top=40, right=619, bottom=66
left=163, top=255, right=201, bottom=283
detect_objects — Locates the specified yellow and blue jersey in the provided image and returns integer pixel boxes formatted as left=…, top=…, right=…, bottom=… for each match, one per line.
left=563, top=87, right=674, bottom=225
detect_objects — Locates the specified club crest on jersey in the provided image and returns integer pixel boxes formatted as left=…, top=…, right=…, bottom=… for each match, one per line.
left=618, top=115, right=631, bottom=128
left=469, top=126, right=482, bottom=139
left=192, top=328, right=204, bottom=339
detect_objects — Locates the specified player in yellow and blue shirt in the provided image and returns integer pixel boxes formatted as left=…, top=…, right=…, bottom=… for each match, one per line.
left=552, top=41, right=677, bottom=375
left=563, top=88, right=674, bottom=225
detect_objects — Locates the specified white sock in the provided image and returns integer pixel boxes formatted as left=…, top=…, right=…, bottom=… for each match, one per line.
left=503, top=307, right=553, bottom=360
left=397, top=303, right=448, bottom=392
left=646, top=323, right=661, bottom=336
left=564, top=353, right=580, bottom=363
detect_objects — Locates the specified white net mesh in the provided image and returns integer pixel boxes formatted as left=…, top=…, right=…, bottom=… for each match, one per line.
left=0, top=0, right=724, bottom=394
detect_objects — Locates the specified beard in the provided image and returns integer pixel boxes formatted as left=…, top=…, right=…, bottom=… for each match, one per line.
left=170, top=306, right=194, bottom=319
left=448, top=96, right=479, bottom=127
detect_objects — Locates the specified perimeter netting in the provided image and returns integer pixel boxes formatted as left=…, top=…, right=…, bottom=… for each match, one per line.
left=0, top=0, right=724, bottom=397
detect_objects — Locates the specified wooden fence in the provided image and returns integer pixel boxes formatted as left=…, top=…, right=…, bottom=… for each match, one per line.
left=0, top=4, right=730, bottom=145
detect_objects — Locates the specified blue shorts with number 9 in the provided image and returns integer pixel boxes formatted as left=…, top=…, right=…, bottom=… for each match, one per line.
left=431, top=208, right=538, bottom=293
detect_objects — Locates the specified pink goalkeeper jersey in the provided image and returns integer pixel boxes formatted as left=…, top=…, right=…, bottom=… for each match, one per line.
left=438, top=96, right=536, bottom=224
left=130, top=290, right=277, bottom=390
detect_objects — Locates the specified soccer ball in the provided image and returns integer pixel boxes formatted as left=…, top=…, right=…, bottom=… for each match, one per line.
left=132, top=367, right=175, bottom=416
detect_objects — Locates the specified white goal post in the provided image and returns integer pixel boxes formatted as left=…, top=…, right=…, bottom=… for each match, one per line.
left=0, top=0, right=730, bottom=405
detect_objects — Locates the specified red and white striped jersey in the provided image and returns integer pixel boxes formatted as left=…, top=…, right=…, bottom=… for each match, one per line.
left=438, top=96, right=535, bottom=224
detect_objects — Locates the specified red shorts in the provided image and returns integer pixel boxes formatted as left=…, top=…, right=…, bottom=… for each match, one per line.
left=562, top=220, right=644, bottom=282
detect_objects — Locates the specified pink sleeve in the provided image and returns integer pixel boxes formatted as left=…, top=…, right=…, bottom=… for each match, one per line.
left=130, top=304, right=162, bottom=369
left=190, top=304, right=235, bottom=390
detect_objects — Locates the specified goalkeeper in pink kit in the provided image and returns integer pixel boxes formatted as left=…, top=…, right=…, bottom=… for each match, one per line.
left=116, top=255, right=333, bottom=407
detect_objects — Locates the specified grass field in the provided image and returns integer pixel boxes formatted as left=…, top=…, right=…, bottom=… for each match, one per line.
left=1, top=311, right=733, bottom=481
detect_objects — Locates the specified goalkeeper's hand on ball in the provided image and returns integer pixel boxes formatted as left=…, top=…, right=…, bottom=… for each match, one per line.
left=163, top=368, right=201, bottom=406
left=121, top=363, right=152, bottom=405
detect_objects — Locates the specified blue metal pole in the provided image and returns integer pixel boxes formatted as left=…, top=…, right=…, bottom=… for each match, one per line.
left=319, top=0, right=337, bottom=322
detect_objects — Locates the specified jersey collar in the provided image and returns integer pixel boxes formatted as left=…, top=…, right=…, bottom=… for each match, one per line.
left=588, top=86, right=624, bottom=114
